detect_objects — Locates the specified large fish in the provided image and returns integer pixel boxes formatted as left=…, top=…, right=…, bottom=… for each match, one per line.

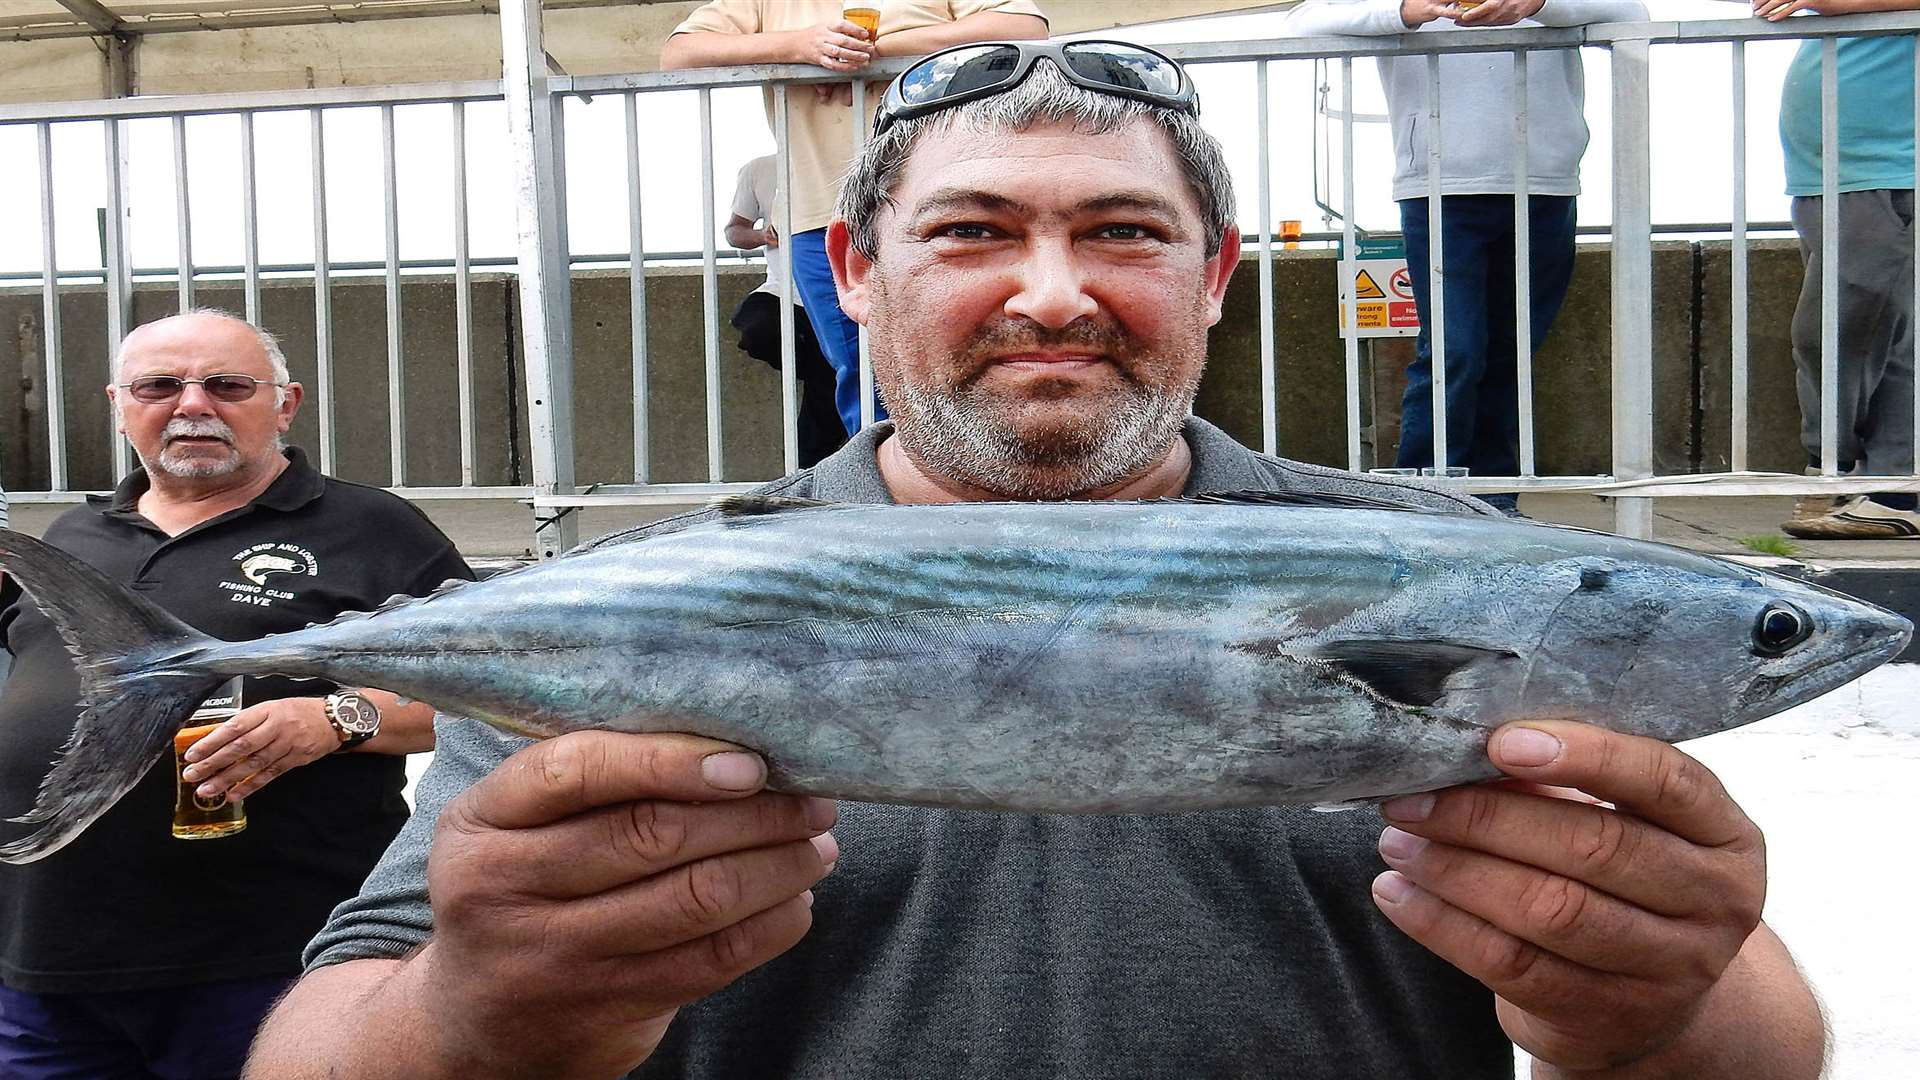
left=0, top=492, right=1908, bottom=863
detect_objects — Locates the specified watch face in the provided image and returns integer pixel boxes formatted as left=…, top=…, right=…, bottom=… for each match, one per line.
left=335, top=696, right=380, bottom=735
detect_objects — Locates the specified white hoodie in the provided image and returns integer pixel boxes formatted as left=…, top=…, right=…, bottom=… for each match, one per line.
left=1284, top=0, right=1648, bottom=201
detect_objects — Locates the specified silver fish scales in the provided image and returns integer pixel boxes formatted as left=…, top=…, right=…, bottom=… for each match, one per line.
left=0, top=493, right=1908, bottom=863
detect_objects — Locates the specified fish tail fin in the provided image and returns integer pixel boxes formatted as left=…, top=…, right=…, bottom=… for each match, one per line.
left=0, top=528, right=226, bottom=864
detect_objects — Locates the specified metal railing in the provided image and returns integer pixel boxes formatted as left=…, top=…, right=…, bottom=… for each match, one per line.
left=3, top=6, right=1917, bottom=550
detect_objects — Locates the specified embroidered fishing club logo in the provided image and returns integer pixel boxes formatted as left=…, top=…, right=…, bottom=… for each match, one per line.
left=222, top=543, right=318, bottom=606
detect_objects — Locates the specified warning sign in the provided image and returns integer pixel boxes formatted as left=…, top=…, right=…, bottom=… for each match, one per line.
left=1338, top=238, right=1421, bottom=339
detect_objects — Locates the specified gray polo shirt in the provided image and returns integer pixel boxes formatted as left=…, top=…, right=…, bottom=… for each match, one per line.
left=305, top=419, right=1511, bottom=1079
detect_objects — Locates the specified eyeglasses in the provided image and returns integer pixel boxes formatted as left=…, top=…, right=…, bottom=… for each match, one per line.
left=875, top=40, right=1197, bottom=138
left=119, top=374, right=285, bottom=404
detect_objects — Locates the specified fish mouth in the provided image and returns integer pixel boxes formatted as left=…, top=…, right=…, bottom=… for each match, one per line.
left=1738, top=618, right=1911, bottom=715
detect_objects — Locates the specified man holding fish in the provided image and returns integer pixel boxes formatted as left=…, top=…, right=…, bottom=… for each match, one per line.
left=260, top=42, right=1819, bottom=1080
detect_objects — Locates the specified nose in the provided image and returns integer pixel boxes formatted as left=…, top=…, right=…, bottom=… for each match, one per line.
left=171, top=381, right=219, bottom=416
left=1002, top=238, right=1099, bottom=329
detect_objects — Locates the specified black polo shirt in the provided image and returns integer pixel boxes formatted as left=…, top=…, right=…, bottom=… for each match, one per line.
left=0, top=447, right=473, bottom=993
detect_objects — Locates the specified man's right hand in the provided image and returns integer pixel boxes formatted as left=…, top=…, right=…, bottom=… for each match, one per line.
left=413, top=731, right=837, bottom=1077
left=795, top=19, right=875, bottom=73
left=1400, top=0, right=1466, bottom=26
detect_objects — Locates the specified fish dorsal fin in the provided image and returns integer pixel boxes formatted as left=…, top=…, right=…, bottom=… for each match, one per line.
left=1305, top=639, right=1517, bottom=708
left=711, top=494, right=838, bottom=517
left=1174, top=490, right=1445, bottom=514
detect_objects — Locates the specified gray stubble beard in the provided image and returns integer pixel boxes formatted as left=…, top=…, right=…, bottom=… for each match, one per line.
left=872, top=299, right=1205, bottom=499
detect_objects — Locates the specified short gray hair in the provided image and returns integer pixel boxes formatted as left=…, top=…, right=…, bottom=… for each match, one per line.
left=839, top=59, right=1236, bottom=260
left=115, top=307, right=292, bottom=405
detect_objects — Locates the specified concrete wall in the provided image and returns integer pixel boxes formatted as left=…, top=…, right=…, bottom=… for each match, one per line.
left=0, top=238, right=1815, bottom=495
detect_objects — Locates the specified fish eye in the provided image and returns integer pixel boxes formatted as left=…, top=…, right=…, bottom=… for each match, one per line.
left=1751, top=603, right=1812, bottom=657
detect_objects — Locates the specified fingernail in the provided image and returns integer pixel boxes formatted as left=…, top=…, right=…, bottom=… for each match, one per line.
left=1381, top=792, right=1435, bottom=822
left=1495, top=726, right=1562, bottom=767
left=196, top=783, right=221, bottom=799
left=802, top=889, right=815, bottom=908
left=812, top=830, right=840, bottom=867
left=805, top=797, right=839, bottom=831
left=182, top=766, right=202, bottom=781
left=701, top=751, right=764, bottom=791
left=1378, top=826, right=1428, bottom=863
left=1372, top=871, right=1415, bottom=905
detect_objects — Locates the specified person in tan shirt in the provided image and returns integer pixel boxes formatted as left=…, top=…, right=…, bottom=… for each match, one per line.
left=662, top=0, right=1048, bottom=440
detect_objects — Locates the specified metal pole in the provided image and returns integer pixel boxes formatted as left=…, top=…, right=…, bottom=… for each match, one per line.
left=775, top=84, right=800, bottom=474
left=1425, top=54, right=1449, bottom=474
left=1731, top=40, right=1750, bottom=473
left=382, top=103, right=407, bottom=486
left=624, top=90, right=652, bottom=484
left=699, top=87, right=724, bottom=483
left=1256, top=60, right=1277, bottom=457
left=240, top=110, right=261, bottom=322
left=38, top=122, right=68, bottom=491
left=1820, top=37, right=1839, bottom=478
left=1512, top=49, right=1535, bottom=478
left=310, top=107, right=336, bottom=474
left=453, top=99, right=476, bottom=487
left=1610, top=38, right=1656, bottom=538
left=171, top=114, right=193, bottom=312
left=501, top=0, right=578, bottom=557
left=1341, top=58, right=1361, bottom=472
left=102, top=115, right=133, bottom=480
left=854, top=76, right=876, bottom=431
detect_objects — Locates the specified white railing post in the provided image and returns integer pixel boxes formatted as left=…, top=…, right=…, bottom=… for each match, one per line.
left=1610, top=36, right=1655, bottom=539
left=501, top=0, right=578, bottom=558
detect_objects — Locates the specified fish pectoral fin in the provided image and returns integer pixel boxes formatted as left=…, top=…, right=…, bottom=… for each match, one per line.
left=1304, top=639, right=1518, bottom=709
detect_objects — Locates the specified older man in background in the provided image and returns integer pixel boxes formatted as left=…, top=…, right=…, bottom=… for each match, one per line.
left=0, top=310, right=471, bottom=1079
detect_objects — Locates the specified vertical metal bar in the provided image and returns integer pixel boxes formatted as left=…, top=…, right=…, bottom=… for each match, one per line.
left=698, top=87, right=724, bottom=483
left=1731, top=40, right=1749, bottom=473
left=1611, top=38, right=1656, bottom=538
left=624, top=91, right=652, bottom=484
left=1820, top=37, right=1839, bottom=477
left=240, top=110, right=261, bottom=323
left=453, top=99, right=476, bottom=487
left=1425, top=54, right=1449, bottom=474
left=172, top=114, right=193, bottom=312
left=1512, top=49, right=1535, bottom=478
left=854, top=76, right=875, bottom=430
left=501, top=0, right=577, bottom=557
left=1913, top=40, right=1919, bottom=476
left=775, top=84, right=800, bottom=474
left=382, top=102, right=407, bottom=486
left=38, top=122, right=68, bottom=492
left=1341, top=59, right=1361, bottom=472
left=1256, top=60, right=1277, bottom=456
left=102, top=116, right=133, bottom=480
left=310, top=108, right=336, bottom=474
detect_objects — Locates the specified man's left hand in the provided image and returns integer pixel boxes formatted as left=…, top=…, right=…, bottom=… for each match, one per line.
left=181, top=698, right=343, bottom=801
left=1455, top=0, right=1547, bottom=27
left=1371, top=720, right=1767, bottom=1072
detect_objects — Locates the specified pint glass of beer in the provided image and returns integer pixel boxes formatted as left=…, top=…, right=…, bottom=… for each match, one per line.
left=842, top=1, right=881, bottom=40
left=173, top=678, right=247, bottom=840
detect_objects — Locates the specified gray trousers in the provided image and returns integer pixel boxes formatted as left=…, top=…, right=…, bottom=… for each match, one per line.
left=1791, top=189, right=1916, bottom=475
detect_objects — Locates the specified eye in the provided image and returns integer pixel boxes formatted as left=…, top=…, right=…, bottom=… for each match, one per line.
left=1751, top=603, right=1812, bottom=656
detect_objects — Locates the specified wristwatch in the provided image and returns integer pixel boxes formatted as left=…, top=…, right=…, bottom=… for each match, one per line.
left=322, top=690, right=381, bottom=749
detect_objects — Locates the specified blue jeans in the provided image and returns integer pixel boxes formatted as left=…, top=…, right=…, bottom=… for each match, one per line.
left=789, top=228, right=888, bottom=437
left=0, top=974, right=294, bottom=1080
left=1395, top=195, right=1579, bottom=499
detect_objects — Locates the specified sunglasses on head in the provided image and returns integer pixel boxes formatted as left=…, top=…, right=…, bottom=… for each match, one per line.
left=875, top=40, right=1198, bottom=138
left=119, top=374, right=283, bottom=404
